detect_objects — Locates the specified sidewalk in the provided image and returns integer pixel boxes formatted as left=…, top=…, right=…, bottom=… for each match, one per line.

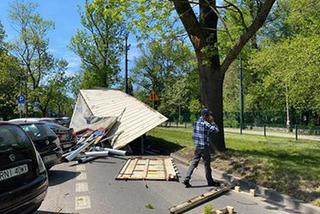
left=225, top=128, right=320, bottom=141
left=171, top=153, right=320, bottom=214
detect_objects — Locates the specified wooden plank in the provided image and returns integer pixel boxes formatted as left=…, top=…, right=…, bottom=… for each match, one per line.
left=117, top=158, right=131, bottom=178
left=164, top=158, right=177, bottom=180
left=126, top=159, right=138, bottom=174
left=143, top=159, right=150, bottom=179
left=169, top=186, right=233, bottom=214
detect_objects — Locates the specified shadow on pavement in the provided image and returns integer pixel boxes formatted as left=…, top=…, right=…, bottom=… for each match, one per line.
left=36, top=211, right=78, bottom=214
left=188, top=184, right=211, bottom=188
left=90, top=159, right=117, bottom=164
left=36, top=211, right=79, bottom=214
left=48, top=170, right=80, bottom=186
left=144, top=135, right=184, bottom=155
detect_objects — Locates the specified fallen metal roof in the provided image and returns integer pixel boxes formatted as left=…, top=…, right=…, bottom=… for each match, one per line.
left=70, top=89, right=167, bottom=149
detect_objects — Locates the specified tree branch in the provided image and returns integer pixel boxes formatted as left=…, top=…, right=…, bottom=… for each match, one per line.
left=220, top=0, right=276, bottom=73
left=203, top=0, right=234, bottom=42
left=172, top=0, right=203, bottom=50
left=223, top=0, right=248, bottom=30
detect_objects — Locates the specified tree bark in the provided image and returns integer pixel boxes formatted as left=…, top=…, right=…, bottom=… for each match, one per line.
left=197, top=57, right=226, bottom=151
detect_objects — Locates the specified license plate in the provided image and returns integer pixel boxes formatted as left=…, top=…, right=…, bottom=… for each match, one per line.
left=43, top=154, right=57, bottom=163
left=0, top=164, right=29, bottom=181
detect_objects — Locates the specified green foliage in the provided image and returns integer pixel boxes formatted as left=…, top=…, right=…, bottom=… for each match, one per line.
left=0, top=49, right=23, bottom=120
left=287, top=0, right=320, bottom=35
left=248, top=35, right=320, bottom=113
left=189, top=99, right=201, bottom=115
left=131, top=39, right=198, bottom=119
left=144, top=203, right=155, bottom=210
left=131, top=40, right=195, bottom=94
left=70, top=0, right=126, bottom=89
left=221, top=0, right=320, bottom=128
left=204, top=204, right=214, bottom=214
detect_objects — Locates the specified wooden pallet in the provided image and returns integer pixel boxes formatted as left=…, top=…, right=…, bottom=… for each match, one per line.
left=116, top=157, right=178, bottom=181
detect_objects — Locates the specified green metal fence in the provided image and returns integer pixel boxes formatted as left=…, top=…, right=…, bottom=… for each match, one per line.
left=161, top=111, right=320, bottom=137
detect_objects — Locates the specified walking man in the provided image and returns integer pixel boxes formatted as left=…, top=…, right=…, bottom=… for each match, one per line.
left=183, top=108, right=220, bottom=188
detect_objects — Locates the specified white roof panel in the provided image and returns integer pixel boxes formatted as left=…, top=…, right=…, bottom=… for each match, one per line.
left=78, top=89, right=167, bottom=149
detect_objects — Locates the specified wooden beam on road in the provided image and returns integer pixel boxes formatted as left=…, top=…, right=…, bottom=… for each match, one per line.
left=169, top=186, right=233, bottom=214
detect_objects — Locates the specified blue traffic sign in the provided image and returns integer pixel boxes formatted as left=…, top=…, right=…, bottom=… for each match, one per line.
left=18, top=95, right=25, bottom=104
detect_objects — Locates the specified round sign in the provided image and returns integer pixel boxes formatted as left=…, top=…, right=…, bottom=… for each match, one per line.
left=18, top=95, right=26, bottom=104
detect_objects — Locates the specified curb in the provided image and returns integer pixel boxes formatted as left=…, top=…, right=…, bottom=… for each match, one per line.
left=170, top=153, right=320, bottom=214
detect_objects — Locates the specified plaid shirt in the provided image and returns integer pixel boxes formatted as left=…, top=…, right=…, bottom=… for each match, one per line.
left=192, top=117, right=219, bottom=149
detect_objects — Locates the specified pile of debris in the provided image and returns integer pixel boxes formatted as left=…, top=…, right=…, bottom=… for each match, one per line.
left=62, top=109, right=127, bottom=163
left=62, top=127, right=127, bottom=163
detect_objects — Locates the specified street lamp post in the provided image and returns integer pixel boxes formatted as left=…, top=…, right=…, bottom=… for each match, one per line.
left=125, top=33, right=130, bottom=94
left=239, top=54, right=244, bottom=135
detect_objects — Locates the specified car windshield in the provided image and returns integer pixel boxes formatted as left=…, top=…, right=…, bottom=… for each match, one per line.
left=20, top=124, right=47, bottom=140
left=0, top=125, right=31, bottom=148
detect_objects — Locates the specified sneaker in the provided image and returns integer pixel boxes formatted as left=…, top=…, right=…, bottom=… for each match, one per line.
left=208, top=181, right=220, bottom=187
left=183, top=180, right=192, bottom=188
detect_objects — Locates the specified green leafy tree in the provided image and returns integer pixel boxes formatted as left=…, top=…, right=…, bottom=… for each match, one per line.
left=70, top=0, right=125, bottom=89
left=159, top=77, right=190, bottom=122
left=131, top=40, right=196, bottom=96
left=249, top=35, right=320, bottom=114
left=38, top=60, right=71, bottom=116
left=102, top=0, right=277, bottom=151
left=8, top=1, right=61, bottom=116
left=0, top=22, right=24, bottom=120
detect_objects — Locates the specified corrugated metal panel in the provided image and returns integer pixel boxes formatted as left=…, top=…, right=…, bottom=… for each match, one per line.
left=79, top=89, right=167, bottom=149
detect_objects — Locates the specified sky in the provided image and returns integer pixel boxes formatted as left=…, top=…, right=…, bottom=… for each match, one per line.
left=0, top=0, right=139, bottom=77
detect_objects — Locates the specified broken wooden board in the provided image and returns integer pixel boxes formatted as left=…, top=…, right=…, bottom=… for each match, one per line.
left=169, top=185, right=234, bottom=214
left=116, top=157, right=178, bottom=181
left=200, top=206, right=235, bottom=214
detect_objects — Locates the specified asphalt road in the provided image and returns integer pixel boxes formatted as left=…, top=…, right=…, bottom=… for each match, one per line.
left=37, top=156, right=292, bottom=214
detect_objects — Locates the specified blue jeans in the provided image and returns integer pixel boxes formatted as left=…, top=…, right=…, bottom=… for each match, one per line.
left=184, top=146, right=214, bottom=184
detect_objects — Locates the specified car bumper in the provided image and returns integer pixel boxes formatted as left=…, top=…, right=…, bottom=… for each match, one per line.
left=0, top=174, right=48, bottom=214
left=42, top=151, right=63, bottom=169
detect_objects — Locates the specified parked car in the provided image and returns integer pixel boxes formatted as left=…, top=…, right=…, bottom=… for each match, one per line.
left=10, top=118, right=76, bottom=151
left=11, top=121, right=63, bottom=169
left=0, top=122, right=48, bottom=214
left=10, top=117, right=71, bottom=127
left=40, top=117, right=71, bottom=127
left=44, top=122, right=76, bottom=151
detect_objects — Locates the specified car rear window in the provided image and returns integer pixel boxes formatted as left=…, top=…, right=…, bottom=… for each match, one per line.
left=20, top=124, right=47, bottom=141
left=44, top=125, right=57, bottom=138
left=0, top=125, right=31, bottom=147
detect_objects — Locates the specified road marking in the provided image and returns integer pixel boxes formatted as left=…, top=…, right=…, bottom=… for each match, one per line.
left=74, top=164, right=91, bottom=211
left=75, top=196, right=91, bottom=210
left=76, top=165, right=86, bottom=172
left=76, top=172, right=87, bottom=180
left=76, top=182, right=89, bottom=192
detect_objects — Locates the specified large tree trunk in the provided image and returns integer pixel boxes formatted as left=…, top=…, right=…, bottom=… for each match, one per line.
left=197, top=52, right=226, bottom=152
left=173, top=0, right=276, bottom=153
